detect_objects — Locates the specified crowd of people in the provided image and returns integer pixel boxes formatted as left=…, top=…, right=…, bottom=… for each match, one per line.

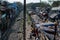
left=28, top=7, right=59, bottom=40
left=0, top=1, right=20, bottom=35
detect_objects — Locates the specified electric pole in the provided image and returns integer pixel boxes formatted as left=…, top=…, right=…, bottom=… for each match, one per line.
left=40, top=0, right=41, bottom=3
left=23, top=0, right=26, bottom=40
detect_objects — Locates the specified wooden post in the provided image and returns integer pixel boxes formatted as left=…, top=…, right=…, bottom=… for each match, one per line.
left=54, top=21, right=58, bottom=40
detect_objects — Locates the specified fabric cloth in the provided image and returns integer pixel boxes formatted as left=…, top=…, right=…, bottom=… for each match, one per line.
left=35, top=24, right=40, bottom=28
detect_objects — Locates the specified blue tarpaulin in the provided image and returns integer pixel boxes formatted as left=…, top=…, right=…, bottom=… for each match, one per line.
left=43, top=24, right=55, bottom=27
left=41, top=22, right=55, bottom=27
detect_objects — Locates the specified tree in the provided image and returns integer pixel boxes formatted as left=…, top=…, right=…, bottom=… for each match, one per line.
left=15, top=2, right=23, bottom=11
left=52, top=1, right=60, bottom=7
left=27, top=2, right=51, bottom=8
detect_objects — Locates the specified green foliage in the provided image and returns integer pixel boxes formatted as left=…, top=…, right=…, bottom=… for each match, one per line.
left=52, top=1, right=60, bottom=7
left=15, top=2, right=23, bottom=10
left=40, top=2, right=50, bottom=7
left=26, top=13, right=31, bottom=25
left=27, top=2, right=51, bottom=8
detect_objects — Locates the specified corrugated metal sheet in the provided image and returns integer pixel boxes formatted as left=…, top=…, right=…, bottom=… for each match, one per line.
left=51, top=6, right=60, bottom=10
left=50, top=13, right=58, bottom=18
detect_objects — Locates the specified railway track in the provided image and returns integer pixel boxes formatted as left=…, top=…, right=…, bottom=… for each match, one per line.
left=29, top=14, right=50, bottom=40
left=26, top=12, right=60, bottom=40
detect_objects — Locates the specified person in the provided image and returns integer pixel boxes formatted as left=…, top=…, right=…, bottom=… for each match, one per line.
left=35, top=23, right=40, bottom=34
left=30, top=27, right=39, bottom=38
left=0, top=11, right=2, bottom=29
left=30, top=23, right=41, bottom=40
left=34, top=23, right=40, bottom=40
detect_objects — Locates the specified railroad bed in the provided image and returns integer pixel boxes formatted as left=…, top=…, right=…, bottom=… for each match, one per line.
left=30, top=14, right=54, bottom=40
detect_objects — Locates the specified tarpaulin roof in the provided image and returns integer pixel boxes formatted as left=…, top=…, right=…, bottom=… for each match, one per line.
left=50, top=13, right=58, bottom=18
left=40, top=22, right=55, bottom=27
left=51, top=6, right=60, bottom=10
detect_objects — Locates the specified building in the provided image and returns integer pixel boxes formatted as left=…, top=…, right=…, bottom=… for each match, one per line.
left=48, top=0, right=60, bottom=2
